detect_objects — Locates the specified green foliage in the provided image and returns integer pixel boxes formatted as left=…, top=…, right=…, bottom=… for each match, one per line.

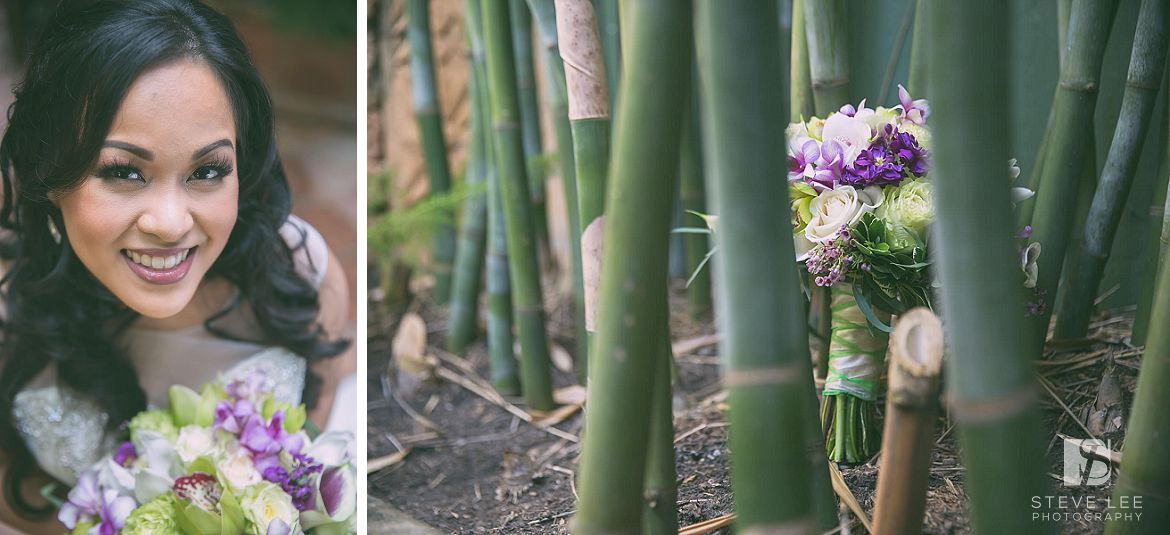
left=851, top=213, right=933, bottom=314
left=367, top=179, right=485, bottom=271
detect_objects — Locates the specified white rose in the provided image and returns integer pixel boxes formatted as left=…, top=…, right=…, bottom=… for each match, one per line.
left=804, top=185, right=884, bottom=243
left=240, top=482, right=300, bottom=535
left=175, top=426, right=214, bottom=464
left=217, top=449, right=261, bottom=493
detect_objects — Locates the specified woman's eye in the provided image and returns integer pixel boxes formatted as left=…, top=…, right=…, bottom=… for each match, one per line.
left=190, top=164, right=232, bottom=182
left=97, top=165, right=145, bottom=182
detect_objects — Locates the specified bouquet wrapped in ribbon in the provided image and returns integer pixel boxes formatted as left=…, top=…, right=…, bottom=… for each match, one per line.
left=787, top=86, right=1040, bottom=463
left=58, top=371, right=357, bottom=535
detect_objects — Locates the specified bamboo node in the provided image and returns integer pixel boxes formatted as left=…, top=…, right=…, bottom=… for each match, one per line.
left=1058, top=78, right=1099, bottom=93
left=722, top=365, right=804, bottom=388
left=811, top=77, right=850, bottom=90
left=946, top=386, right=1037, bottom=424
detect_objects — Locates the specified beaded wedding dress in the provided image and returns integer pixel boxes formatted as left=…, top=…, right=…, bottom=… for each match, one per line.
left=10, top=215, right=351, bottom=485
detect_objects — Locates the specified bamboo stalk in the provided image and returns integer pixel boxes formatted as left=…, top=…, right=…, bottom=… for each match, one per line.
left=510, top=0, right=550, bottom=261
left=527, top=0, right=590, bottom=380
left=481, top=0, right=555, bottom=410
left=1107, top=188, right=1170, bottom=533
left=790, top=0, right=814, bottom=122
left=907, top=0, right=928, bottom=97
left=642, top=314, right=677, bottom=535
left=803, top=0, right=850, bottom=116
left=1024, top=0, right=1119, bottom=352
left=1132, top=166, right=1169, bottom=345
left=1058, top=0, right=1170, bottom=338
left=555, top=0, right=611, bottom=244
left=465, top=0, right=522, bottom=395
left=571, top=0, right=690, bottom=530
left=595, top=0, right=621, bottom=110
left=929, top=2, right=1055, bottom=533
left=407, top=0, right=457, bottom=303
left=680, top=85, right=711, bottom=318
left=872, top=309, right=944, bottom=535
left=697, top=1, right=823, bottom=531
left=446, top=15, right=491, bottom=355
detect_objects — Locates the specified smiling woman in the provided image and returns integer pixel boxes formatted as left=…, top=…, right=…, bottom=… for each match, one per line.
left=0, top=1, right=355, bottom=533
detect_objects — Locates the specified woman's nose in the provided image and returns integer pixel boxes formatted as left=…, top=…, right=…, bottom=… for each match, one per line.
left=135, top=185, right=194, bottom=243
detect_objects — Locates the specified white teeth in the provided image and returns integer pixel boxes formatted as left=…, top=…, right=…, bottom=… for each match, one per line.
left=125, top=249, right=189, bottom=270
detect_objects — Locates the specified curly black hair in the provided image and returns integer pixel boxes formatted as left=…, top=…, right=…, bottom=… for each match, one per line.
left=0, top=0, right=348, bottom=518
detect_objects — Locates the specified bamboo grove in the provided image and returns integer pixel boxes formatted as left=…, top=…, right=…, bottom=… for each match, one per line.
left=385, top=0, right=1170, bottom=532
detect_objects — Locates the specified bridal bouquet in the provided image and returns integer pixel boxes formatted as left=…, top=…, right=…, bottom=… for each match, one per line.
left=788, top=85, right=1039, bottom=462
left=59, top=371, right=357, bottom=535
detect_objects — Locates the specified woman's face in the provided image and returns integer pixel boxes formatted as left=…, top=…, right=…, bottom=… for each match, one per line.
left=57, top=59, right=239, bottom=319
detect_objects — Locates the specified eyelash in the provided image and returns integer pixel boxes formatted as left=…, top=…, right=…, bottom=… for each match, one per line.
left=94, top=156, right=235, bottom=183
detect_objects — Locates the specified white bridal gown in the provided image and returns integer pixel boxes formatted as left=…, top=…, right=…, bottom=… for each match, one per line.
left=10, top=215, right=356, bottom=485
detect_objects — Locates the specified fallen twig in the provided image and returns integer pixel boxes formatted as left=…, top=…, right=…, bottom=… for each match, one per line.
left=368, top=448, right=412, bottom=473
left=679, top=512, right=735, bottom=535
left=829, top=463, right=873, bottom=533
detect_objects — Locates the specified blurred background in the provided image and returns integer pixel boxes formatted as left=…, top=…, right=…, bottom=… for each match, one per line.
left=0, top=0, right=358, bottom=313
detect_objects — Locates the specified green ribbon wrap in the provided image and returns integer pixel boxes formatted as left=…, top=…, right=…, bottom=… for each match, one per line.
left=822, top=283, right=889, bottom=401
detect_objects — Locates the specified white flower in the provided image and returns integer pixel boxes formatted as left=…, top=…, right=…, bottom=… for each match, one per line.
left=240, top=482, right=300, bottom=535
left=217, top=448, right=261, bottom=494
left=821, top=113, right=871, bottom=167
left=1021, top=242, right=1041, bottom=288
left=175, top=426, right=215, bottom=464
left=305, top=431, right=355, bottom=467
left=804, top=185, right=885, bottom=244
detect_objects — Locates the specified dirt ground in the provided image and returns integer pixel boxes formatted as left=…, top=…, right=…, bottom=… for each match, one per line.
left=367, top=282, right=1139, bottom=534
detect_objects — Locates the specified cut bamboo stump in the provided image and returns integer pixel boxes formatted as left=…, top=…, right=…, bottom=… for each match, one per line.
left=872, top=307, right=944, bottom=535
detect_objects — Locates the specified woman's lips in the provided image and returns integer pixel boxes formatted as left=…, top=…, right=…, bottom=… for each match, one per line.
left=122, top=246, right=196, bottom=285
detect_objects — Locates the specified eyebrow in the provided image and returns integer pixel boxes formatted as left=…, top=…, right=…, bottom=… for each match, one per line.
left=102, top=138, right=234, bottom=161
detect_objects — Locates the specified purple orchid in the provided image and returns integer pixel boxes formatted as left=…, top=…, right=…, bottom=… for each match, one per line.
left=788, top=138, right=820, bottom=182
left=898, top=84, right=930, bottom=125
left=113, top=442, right=137, bottom=468
left=226, top=370, right=271, bottom=402
left=214, top=398, right=257, bottom=434
left=59, top=472, right=135, bottom=534
left=811, top=140, right=846, bottom=187
left=241, top=410, right=307, bottom=474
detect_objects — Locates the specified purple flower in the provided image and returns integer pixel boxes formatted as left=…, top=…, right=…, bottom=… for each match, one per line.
left=805, top=228, right=860, bottom=287
left=215, top=398, right=257, bottom=434
left=226, top=370, right=271, bottom=402
left=264, top=454, right=325, bottom=512
left=899, top=84, right=930, bottom=125
left=788, top=138, right=820, bottom=182
left=843, top=144, right=904, bottom=186
left=59, top=472, right=135, bottom=534
left=888, top=126, right=929, bottom=176
left=1016, top=225, right=1033, bottom=239
left=241, top=410, right=306, bottom=459
left=811, top=140, right=846, bottom=187
left=114, top=442, right=137, bottom=467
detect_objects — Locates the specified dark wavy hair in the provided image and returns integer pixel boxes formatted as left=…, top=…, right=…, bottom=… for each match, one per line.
left=0, top=0, right=347, bottom=518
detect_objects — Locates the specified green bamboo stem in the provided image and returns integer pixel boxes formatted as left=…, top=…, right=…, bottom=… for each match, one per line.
left=465, top=0, right=521, bottom=394
left=572, top=0, right=689, bottom=531
left=642, top=310, right=677, bottom=535
left=1107, top=200, right=1170, bottom=533
left=1133, top=167, right=1169, bottom=345
left=1057, top=0, right=1169, bottom=339
left=697, top=1, right=826, bottom=530
left=790, top=0, right=815, bottom=122
left=481, top=0, right=555, bottom=410
left=907, top=0, right=928, bottom=97
left=446, top=16, right=491, bottom=355
left=803, top=0, right=851, bottom=116
left=594, top=0, right=621, bottom=110
left=555, top=0, right=611, bottom=241
left=407, top=0, right=457, bottom=304
left=528, top=0, right=589, bottom=379
left=510, top=0, right=550, bottom=260
left=1024, top=0, right=1118, bottom=353
left=929, top=2, right=1055, bottom=533
left=680, top=87, right=711, bottom=318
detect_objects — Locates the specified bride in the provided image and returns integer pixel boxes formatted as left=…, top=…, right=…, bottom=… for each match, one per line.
left=0, top=0, right=355, bottom=532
